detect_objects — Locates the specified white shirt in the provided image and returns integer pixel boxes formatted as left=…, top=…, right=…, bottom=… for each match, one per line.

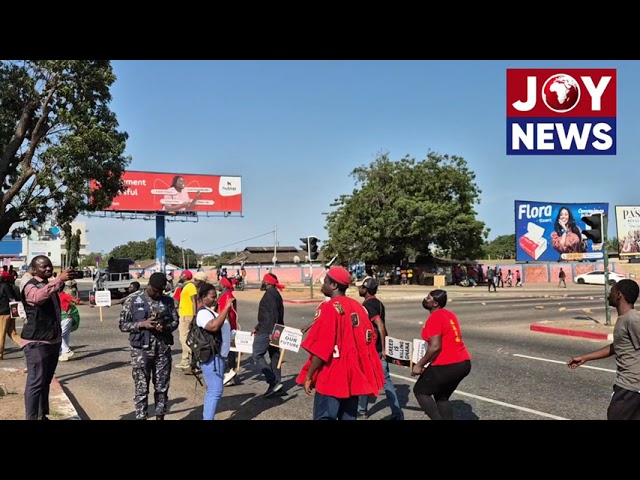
left=195, top=306, right=231, bottom=358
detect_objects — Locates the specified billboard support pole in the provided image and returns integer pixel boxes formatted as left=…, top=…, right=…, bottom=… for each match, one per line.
left=603, top=214, right=612, bottom=326
left=156, top=213, right=166, bottom=274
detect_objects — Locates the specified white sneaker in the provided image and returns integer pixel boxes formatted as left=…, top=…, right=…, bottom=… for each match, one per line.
left=58, top=351, right=74, bottom=362
left=223, top=370, right=237, bottom=386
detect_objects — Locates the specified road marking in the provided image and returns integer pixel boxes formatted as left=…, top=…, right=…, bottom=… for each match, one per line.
left=513, top=353, right=616, bottom=373
left=389, top=372, right=569, bottom=420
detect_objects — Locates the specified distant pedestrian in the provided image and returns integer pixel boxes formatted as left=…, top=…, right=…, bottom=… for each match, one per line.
left=568, top=279, right=640, bottom=420
left=558, top=268, right=567, bottom=288
left=515, top=270, right=522, bottom=287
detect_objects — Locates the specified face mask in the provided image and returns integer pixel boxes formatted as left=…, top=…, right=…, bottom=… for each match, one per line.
left=422, top=299, right=431, bottom=311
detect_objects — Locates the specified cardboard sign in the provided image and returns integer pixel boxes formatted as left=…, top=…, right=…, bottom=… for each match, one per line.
left=9, top=301, right=25, bottom=319
left=269, top=324, right=303, bottom=353
left=384, top=336, right=412, bottom=367
left=94, top=290, right=112, bottom=307
left=411, top=339, right=428, bottom=364
left=230, top=330, right=254, bottom=354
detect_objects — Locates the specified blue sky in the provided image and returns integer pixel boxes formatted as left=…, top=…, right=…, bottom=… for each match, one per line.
left=81, top=60, right=634, bottom=256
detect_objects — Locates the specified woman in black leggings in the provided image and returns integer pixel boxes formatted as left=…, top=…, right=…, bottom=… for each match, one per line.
left=412, top=289, right=471, bottom=420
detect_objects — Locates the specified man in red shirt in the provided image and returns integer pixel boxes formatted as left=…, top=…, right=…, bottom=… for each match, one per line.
left=296, top=266, right=384, bottom=420
left=412, top=289, right=471, bottom=420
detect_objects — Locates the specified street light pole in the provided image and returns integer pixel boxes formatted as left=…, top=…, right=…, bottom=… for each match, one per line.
left=181, top=238, right=187, bottom=270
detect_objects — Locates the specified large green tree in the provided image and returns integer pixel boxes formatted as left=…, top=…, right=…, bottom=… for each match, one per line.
left=108, top=238, right=198, bottom=268
left=323, top=151, right=488, bottom=264
left=0, top=60, right=130, bottom=239
left=483, top=234, right=516, bottom=259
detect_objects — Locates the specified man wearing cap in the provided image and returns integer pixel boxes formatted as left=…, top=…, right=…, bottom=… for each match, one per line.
left=119, top=272, right=179, bottom=420
left=296, top=266, right=384, bottom=420
left=176, top=270, right=197, bottom=369
left=356, top=276, right=404, bottom=420
left=252, top=272, right=285, bottom=397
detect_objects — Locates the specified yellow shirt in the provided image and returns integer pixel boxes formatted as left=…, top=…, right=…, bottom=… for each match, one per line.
left=179, top=281, right=197, bottom=317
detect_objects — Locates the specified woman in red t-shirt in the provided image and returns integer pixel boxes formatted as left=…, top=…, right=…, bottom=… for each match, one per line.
left=412, top=289, right=471, bottom=420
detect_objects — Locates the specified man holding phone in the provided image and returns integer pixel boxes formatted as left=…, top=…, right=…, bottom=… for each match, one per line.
left=118, top=272, right=179, bottom=420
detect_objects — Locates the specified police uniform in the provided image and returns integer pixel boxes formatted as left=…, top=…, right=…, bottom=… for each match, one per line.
left=119, top=290, right=179, bottom=419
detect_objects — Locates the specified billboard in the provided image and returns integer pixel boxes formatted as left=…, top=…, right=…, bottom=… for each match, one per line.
left=95, top=171, right=242, bottom=213
left=26, top=240, right=62, bottom=267
left=515, top=201, right=608, bottom=262
left=615, top=206, right=640, bottom=256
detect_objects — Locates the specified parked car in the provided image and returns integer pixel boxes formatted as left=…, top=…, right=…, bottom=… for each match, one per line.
left=574, top=270, right=626, bottom=285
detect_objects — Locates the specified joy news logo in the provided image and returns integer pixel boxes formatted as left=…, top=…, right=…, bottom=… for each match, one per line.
left=506, top=69, right=617, bottom=155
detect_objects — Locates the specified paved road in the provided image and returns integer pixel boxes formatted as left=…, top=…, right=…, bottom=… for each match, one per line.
left=0, top=289, right=616, bottom=420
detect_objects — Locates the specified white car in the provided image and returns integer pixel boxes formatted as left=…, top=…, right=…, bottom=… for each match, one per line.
left=574, top=270, right=626, bottom=286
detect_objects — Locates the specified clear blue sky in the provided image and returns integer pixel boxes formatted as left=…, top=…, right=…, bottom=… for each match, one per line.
left=81, top=60, right=636, bottom=256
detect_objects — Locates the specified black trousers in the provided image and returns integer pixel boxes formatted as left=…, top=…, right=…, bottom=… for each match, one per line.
left=23, top=341, right=61, bottom=420
left=608, top=385, right=640, bottom=420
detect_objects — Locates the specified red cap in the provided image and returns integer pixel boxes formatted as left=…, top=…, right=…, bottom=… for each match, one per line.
left=327, top=266, right=351, bottom=286
left=182, top=270, right=193, bottom=280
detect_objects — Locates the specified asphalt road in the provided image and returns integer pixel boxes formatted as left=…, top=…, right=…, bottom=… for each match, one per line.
left=1, top=289, right=617, bottom=420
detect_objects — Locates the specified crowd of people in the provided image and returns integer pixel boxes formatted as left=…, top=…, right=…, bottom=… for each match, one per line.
left=6, top=256, right=639, bottom=422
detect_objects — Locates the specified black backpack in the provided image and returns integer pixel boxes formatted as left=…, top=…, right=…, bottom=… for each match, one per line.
left=186, top=306, right=222, bottom=373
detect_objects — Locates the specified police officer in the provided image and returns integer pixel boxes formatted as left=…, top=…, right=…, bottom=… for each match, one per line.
left=119, top=272, right=179, bottom=420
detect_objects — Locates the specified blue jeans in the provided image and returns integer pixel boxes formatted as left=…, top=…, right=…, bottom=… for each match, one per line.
left=251, top=333, right=281, bottom=386
left=200, top=354, right=225, bottom=420
left=357, top=353, right=404, bottom=420
left=313, top=392, right=358, bottom=420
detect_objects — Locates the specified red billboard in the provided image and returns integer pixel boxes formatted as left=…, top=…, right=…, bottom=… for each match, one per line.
left=96, top=171, right=242, bottom=213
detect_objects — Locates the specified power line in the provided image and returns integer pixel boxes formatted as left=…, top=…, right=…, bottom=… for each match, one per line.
left=200, top=229, right=275, bottom=255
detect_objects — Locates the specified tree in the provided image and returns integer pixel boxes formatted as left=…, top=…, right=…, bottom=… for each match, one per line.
left=606, top=236, right=619, bottom=254
left=68, top=229, right=81, bottom=267
left=108, top=238, right=197, bottom=268
left=323, top=151, right=488, bottom=264
left=0, top=60, right=130, bottom=239
left=483, top=234, right=516, bottom=259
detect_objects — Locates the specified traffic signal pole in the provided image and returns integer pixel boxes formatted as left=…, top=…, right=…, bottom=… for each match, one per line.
left=603, top=214, right=612, bottom=326
left=308, top=240, right=314, bottom=299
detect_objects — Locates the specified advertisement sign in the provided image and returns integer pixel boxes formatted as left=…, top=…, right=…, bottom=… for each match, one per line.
left=94, top=171, right=242, bottom=213
left=615, top=206, right=640, bottom=256
left=27, top=240, right=62, bottom=267
left=515, top=201, right=608, bottom=262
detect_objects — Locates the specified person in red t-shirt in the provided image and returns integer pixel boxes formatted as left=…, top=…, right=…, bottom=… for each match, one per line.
left=412, top=289, right=471, bottom=420
left=296, top=266, right=384, bottom=420
left=218, top=277, right=239, bottom=386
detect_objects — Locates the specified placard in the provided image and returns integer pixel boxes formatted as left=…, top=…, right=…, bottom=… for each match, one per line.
left=269, top=324, right=303, bottom=353
left=230, top=330, right=254, bottom=354
left=411, top=339, right=428, bottom=364
left=384, top=336, right=412, bottom=367
left=93, top=290, right=112, bottom=307
left=9, top=301, right=25, bottom=319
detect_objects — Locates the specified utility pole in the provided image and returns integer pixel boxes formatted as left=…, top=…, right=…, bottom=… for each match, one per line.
left=273, top=226, right=277, bottom=267
left=603, top=214, right=612, bottom=326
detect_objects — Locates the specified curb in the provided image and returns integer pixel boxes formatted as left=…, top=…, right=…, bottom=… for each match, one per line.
left=50, top=377, right=81, bottom=420
left=283, top=299, right=323, bottom=304
left=530, top=323, right=613, bottom=341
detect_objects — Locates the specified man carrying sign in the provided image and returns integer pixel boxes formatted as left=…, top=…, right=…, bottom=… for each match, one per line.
left=296, top=266, right=384, bottom=420
left=252, top=273, right=285, bottom=398
left=356, top=276, right=404, bottom=420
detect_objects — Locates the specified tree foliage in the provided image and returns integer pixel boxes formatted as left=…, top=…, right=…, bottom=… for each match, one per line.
left=483, top=234, right=516, bottom=259
left=108, top=238, right=198, bottom=268
left=0, top=60, right=130, bottom=239
left=323, top=151, right=488, bottom=264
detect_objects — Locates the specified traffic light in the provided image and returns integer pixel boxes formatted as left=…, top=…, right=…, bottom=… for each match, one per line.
left=581, top=213, right=603, bottom=244
left=309, top=237, right=319, bottom=260
left=299, top=236, right=320, bottom=260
